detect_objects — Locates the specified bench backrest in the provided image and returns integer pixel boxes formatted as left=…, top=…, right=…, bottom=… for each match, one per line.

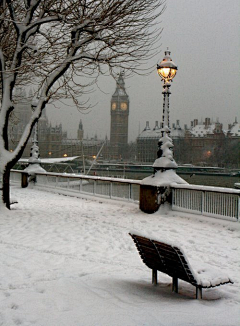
left=129, top=233, right=197, bottom=286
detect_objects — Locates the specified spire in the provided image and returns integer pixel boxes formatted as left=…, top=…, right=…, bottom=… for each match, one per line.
left=78, top=119, right=84, bottom=140
left=79, top=119, right=83, bottom=130
left=117, top=70, right=125, bottom=87
left=113, top=71, right=128, bottom=97
left=153, top=121, right=159, bottom=130
left=144, top=121, right=151, bottom=131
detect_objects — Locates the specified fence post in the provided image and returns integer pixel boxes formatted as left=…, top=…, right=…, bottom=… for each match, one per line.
left=110, top=182, right=112, bottom=199
left=129, top=183, right=132, bottom=201
left=93, top=180, right=96, bottom=195
left=201, top=190, right=205, bottom=215
left=172, top=188, right=175, bottom=208
left=80, top=178, right=82, bottom=192
left=238, top=196, right=240, bottom=221
left=21, top=172, right=28, bottom=188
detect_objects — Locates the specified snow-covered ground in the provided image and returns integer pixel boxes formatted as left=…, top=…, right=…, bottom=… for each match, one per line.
left=0, top=186, right=239, bottom=326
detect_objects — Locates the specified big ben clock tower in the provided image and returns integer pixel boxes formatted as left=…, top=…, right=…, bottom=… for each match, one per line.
left=110, top=72, right=129, bottom=160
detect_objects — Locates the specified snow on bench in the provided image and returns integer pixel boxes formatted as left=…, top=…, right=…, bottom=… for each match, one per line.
left=129, top=233, right=233, bottom=299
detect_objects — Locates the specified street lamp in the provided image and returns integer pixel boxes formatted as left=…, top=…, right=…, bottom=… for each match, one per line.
left=24, top=96, right=46, bottom=175
left=140, top=49, right=187, bottom=214
left=153, top=48, right=178, bottom=171
left=157, top=48, right=178, bottom=130
left=29, top=97, right=40, bottom=164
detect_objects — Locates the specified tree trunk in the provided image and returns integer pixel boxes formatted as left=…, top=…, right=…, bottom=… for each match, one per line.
left=2, top=168, right=10, bottom=209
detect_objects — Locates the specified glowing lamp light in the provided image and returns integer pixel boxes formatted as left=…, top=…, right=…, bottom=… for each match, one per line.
left=157, top=49, right=178, bottom=82
left=63, top=153, right=68, bottom=157
left=157, top=67, right=177, bottom=80
left=206, top=150, right=212, bottom=158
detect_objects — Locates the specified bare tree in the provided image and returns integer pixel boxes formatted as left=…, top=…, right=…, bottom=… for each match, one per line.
left=0, top=0, right=165, bottom=209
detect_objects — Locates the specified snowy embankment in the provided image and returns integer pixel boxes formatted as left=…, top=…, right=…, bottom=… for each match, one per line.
left=0, top=186, right=239, bottom=326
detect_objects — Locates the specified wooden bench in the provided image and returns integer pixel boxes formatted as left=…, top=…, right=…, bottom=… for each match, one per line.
left=129, top=233, right=233, bottom=299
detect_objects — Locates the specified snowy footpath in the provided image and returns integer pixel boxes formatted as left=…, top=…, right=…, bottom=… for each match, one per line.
left=0, top=186, right=239, bottom=326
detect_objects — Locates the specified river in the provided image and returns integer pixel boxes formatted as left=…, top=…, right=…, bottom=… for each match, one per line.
left=89, top=169, right=239, bottom=189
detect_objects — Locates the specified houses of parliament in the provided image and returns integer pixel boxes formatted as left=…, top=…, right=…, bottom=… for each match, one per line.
left=9, top=73, right=130, bottom=163
left=10, top=75, right=240, bottom=168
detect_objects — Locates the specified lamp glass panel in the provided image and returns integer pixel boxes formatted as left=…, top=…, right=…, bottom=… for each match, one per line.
left=170, top=69, right=177, bottom=79
left=158, top=67, right=170, bottom=78
left=158, top=67, right=177, bottom=80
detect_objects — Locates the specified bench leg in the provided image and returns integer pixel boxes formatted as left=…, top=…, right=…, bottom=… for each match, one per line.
left=172, top=277, right=178, bottom=293
left=196, top=287, right=202, bottom=299
left=152, top=269, right=158, bottom=285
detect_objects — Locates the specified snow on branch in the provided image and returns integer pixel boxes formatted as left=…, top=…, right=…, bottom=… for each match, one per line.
left=0, top=0, right=165, bottom=190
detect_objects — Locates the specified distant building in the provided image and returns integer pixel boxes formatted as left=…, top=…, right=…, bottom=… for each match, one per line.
left=185, top=118, right=224, bottom=138
left=184, top=118, right=226, bottom=165
left=137, top=120, right=185, bottom=163
left=137, top=117, right=239, bottom=168
left=9, top=88, right=105, bottom=161
left=110, top=72, right=129, bottom=160
left=9, top=88, right=65, bottom=158
left=10, top=88, right=239, bottom=168
left=227, top=117, right=240, bottom=137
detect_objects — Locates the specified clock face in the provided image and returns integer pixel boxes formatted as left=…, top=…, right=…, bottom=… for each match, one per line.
left=120, top=102, right=127, bottom=110
left=112, top=102, right=116, bottom=110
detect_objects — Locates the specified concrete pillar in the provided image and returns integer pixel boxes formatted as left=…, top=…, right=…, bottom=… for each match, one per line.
left=139, top=184, right=172, bottom=214
left=21, top=172, right=28, bottom=188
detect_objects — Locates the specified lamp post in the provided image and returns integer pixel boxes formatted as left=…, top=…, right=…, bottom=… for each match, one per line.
left=153, top=48, right=178, bottom=172
left=140, top=48, right=187, bottom=214
left=29, top=97, right=40, bottom=164
left=24, top=96, right=46, bottom=176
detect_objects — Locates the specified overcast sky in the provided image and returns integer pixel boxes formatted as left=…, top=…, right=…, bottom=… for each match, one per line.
left=47, top=0, right=239, bottom=142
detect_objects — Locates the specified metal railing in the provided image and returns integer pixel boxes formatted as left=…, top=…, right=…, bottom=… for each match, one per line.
left=10, top=170, right=141, bottom=202
left=10, top=170, right=239, bottom=221
left=172, top=184, right=240, bottom=221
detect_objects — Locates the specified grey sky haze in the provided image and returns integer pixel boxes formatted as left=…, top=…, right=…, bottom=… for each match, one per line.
left=47, top=0, right=239, bottom=142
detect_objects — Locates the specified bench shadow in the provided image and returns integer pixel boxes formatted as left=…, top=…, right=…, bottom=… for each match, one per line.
left=109, top=278, right=226, bottom=302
